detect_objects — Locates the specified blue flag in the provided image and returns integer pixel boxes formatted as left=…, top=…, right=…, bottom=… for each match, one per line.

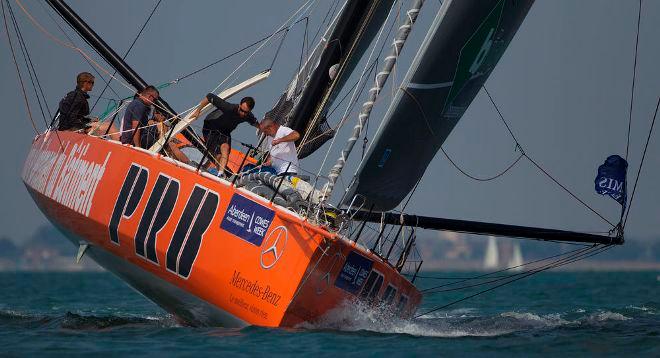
left=595, top=155, right=628, bottom=208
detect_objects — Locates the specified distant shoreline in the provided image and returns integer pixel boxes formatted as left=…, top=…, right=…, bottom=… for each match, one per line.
left=0, top=261, right=658, bottom=273
left=419, top=260, right=660, bottom=272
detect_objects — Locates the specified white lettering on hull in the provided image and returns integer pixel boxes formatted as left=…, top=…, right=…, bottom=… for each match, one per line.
left=22, top=138, right=111, bottom=217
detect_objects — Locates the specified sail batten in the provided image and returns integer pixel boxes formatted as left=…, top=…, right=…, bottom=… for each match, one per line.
left=344, top=0, right=535, bottom=211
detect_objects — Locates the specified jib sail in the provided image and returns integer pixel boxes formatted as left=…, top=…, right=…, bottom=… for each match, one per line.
left=344, top=0, right=535, bottom=211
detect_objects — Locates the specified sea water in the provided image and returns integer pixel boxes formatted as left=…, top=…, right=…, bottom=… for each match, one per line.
left=0, top=271, right=657, bottom=356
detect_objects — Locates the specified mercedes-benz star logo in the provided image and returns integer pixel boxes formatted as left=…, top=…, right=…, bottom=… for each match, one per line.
left=260, top=226, right=288, bottom=269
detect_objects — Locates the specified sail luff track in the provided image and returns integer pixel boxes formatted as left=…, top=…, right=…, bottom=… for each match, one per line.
left=325, top=0, right=424, bottom=198
left=354, top=212, right=623, bottom=245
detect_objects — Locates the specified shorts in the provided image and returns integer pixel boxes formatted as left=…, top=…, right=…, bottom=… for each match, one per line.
left=203, top=129, right=231, bottom=157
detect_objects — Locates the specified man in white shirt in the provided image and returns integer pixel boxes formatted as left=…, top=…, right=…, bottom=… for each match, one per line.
left=260, top=118, right=300, bottom=175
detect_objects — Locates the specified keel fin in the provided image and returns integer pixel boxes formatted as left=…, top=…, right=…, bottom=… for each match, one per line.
left=76, top=242, right=89, bottom=263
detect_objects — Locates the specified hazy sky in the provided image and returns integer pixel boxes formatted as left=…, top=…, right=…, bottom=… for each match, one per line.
left=1, top=0, right=658, bottom=244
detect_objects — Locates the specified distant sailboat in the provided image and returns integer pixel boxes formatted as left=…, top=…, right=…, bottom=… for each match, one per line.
left=508, top=242, right=524, bottom=272
left=483, top=236, right=499, bottom=270
left=15, top=0, right=626, bottom=327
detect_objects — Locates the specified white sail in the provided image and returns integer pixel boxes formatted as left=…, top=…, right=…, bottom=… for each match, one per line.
left=483, top=236, right=499, bottom=270
left=508, top=242, right=524, bottom=271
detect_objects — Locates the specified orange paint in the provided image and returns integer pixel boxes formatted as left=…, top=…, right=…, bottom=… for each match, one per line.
left=22, top=131, right=421, bottom=327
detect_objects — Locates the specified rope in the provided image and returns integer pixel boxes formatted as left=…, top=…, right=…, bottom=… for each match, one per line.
left=523, top=153, right=616, bottom=227
left=8, top=1, right=51, bottom=118
left=309, top=0, right=340, bottom=48
left=209, top=0, right=315, bottom=94
left=483, top=86, right=616, bottom=228
left=326, top=60, right=378, bottom=119
left=626, top=0, right=642, bottom=160
left=293, top=16, right=309, bottom=96
left=36, top=0, right=123, bottom=101
left=91, top=0, right=162, bottom=113
left=268, top=29, right=289, bottom=70
left=312, top=0, right=400, bottom=186
left=15, top=0, right=136, bottom=94
left=623, top=95, right=659, bottom=228
left=2, top=0, right=38, bottom=134
left=172, top=17, right=309, bottom=84
left=401, top=87, right=525, bottom=182
left=6, top=0, right=48, bottom=126
left=325, top=0, right=420, bottom=197
left=420, top=245, right=593, bottom=293
left=415, top=244, right=613, bottom=317
left=20, top=0, right=234, bottom=135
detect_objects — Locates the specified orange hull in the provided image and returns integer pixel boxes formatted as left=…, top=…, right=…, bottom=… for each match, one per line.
left=21, top=131, right=421, bottom=327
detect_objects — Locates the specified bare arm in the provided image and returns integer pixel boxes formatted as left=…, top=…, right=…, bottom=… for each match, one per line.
left=190, top=97, right=210, bottom=119
left=132, top=119, right=141, bottom=147
left=272, top=130, right=300, bottom=146
left=191, top=93, right=232, bottom=119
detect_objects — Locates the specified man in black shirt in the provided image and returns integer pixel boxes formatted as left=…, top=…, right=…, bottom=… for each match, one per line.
left=57, top=72, right=118, bottom=139
left=191, top=94, right=259, bottom=175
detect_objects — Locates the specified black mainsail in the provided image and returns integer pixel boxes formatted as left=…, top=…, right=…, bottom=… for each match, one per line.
left=268, top=0, right=394, bottom=158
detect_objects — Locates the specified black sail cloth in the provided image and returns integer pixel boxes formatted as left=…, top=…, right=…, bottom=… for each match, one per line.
left=344, top=0, right=535, bottom=211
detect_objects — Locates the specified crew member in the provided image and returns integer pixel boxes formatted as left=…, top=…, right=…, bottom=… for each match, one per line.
left=140, top=108, right=191, bottom=164
left=260, top=117, right=300, bottom=176
left=190, top=94, right=259, bottom=176
left=120, top=86, right=159, bottom=146
left=57, top=72, right=118, bottom=139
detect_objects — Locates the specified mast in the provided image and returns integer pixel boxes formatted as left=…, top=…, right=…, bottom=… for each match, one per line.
left=354, top=211, right=624, bottom=245
left=45, top=0, right=210, bottom=157
left=325, top=0, right=424, bottom=197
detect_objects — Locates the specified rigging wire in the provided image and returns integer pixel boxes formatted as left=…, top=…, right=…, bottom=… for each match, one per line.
left=401, top=87, right=526, bottom=182
left=6, top=0, right=48, bottom=125
left=268, top=29, right=289, bottom=71
left=16, top=0, right=135, bottom=94
left=314, top=0, right=401, bottom=188
left=208, top=0, right=315, bottom=95
left=309, top=0, right=340, bottom=49
left=172, top=16, right=310, bottom=84
left=482, top=87, right=617, bottom=228
left=625, top=0, right=642, bottom=161
left=7, top=1, right=51, bottom=118
left=2, top=0, right=38, bottom=134
left=293, top=16, right=309, bottom=96
left=35, top=0, right=123, bottom=100
left=623, top=95, right=659, bottom=229
left=417, top=244, right=590, bottom=289
left=325, top=60, right=378, bottom=119
left=6, top=0, right=65, bottom=150
left=415, top=244, right=613, bottom=317
left=421, top=245, right=595, bottom=294
left=18, top=0, right=309, bottom=130
left=90, top=0, right=162, bottom=113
